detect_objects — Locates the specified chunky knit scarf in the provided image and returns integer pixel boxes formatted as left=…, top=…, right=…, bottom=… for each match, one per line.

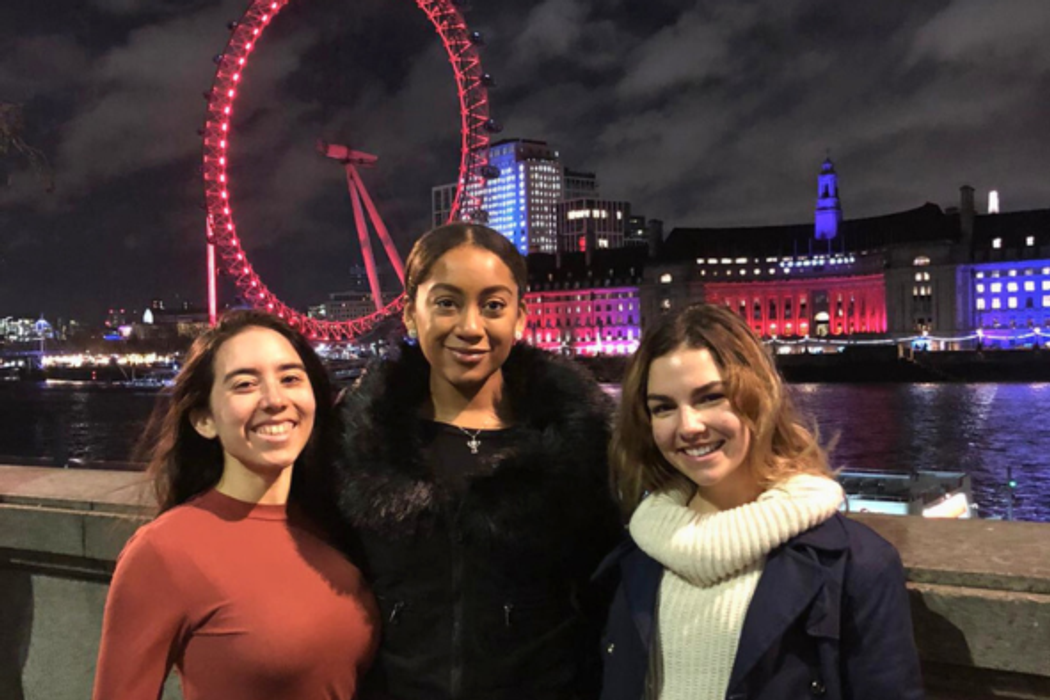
left=629, top=474, right=845, bottom=699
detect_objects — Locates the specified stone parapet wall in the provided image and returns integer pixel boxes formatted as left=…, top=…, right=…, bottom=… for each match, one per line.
left=1, top=466, right=1048, bottom=699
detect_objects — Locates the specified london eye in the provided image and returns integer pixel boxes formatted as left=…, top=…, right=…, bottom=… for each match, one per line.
left=200, top=0, right=496, bottom=341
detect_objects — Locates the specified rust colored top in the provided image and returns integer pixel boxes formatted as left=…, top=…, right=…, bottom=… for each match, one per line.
left=93, top=489, right=378, bottom=700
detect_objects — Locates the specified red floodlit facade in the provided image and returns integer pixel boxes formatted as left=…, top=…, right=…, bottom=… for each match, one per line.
left=200, top=0, right=492, bottom=340
left=523, top=286, right=643, bottom=356
left=702, top=274, right=887, bottom=338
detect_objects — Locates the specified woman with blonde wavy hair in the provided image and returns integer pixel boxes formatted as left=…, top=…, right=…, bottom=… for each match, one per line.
left=597, top=303, right=922, bottom=700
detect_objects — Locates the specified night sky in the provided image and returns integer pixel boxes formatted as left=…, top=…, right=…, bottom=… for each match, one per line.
left=2, top=0, right=1049, bottom=322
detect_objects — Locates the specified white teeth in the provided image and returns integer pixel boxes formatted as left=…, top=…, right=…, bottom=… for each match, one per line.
left=255, top=422, right=292, bottom=436
left=683, top=442, right=721, bottom=457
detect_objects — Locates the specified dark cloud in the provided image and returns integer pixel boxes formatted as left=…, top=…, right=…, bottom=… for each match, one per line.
left=2, top=0, right=1049, bottom=321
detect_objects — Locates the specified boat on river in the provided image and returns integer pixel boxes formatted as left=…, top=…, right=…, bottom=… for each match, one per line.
left=839, top=469, right=975, bottom=518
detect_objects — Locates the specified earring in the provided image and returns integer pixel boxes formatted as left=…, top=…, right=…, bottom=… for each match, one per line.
left=515, top=330, right=523, bottom=342
left=407, top=328, right=418, bottom=339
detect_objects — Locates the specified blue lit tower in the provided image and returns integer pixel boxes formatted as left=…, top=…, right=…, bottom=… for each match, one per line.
left=815, top=157, right=842, bottom=241
left=472, top=139, right=563, bottom=255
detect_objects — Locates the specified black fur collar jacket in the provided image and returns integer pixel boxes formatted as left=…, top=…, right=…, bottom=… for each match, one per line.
left=328, top=343, right=623, bottom=700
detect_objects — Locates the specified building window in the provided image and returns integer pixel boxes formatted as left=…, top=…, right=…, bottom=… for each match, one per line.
left=992, top=238, right=1002, bottom=249
left=977, top=298, right=986, bottom=310
left=976, top=284, right=985, bottom=293
left=1008, top=282, right=1019, bottom=292
left=1026, top=236, right=1035, bottom=246
left=1008, top=297, right=1018, bottom=309
left=1025, top=281, right=1036, bottom=292
left=991, top=283, right=1002, bottom=293
left=975, top=272, right=985, bottom=279
left=914, top=272, right=923, bottom=282
left=1044, top=296, right=1050, bottom=308
left=661, top=299, right=671, bottom=310
left=914, top=256, right=931, bottom=266
left=660, top=273, right=672, bottom=284
left=992, top=298, right=1002, bottom=309
left=1044, top=281, right=1050, bottom=291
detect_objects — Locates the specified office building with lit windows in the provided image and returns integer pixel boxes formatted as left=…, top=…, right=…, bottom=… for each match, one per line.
left=485, top=139, right=563, bottom=254
left=433, top=139, right=564, bottom=254
left=556, top=198, right=631, bottom=252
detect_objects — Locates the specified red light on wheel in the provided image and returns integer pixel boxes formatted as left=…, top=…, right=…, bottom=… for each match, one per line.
left=202, top=0, right=486, bottom=341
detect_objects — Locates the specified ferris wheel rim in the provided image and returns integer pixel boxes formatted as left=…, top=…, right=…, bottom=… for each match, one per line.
left=200, top=0, right=491, bottom=342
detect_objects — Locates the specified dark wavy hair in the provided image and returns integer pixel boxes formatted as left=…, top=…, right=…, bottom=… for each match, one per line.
left=611, top=303, right=830, bottom=515
left=138, top=310, right=333, bottom=514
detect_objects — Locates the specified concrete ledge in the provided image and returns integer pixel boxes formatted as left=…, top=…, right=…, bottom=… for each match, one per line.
left=1, top=467, right=1048, bottom=700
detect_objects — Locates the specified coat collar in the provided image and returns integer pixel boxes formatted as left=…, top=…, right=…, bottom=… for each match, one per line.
left=608, top=515, right=851, bottom=686
left=728, top=514, right=850, bottom=690
left=333, top=342, right=616, bottom=549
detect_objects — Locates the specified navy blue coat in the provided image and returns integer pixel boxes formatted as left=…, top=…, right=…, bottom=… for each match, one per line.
left=595, top=514, right=924, bottom=700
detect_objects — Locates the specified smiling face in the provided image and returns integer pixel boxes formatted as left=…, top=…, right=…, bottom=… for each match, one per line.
left=192, top=326, right=317, bottom=478
left=646, top=344, right=757, bottom=508
left=405, top=244, right=526, bottom=397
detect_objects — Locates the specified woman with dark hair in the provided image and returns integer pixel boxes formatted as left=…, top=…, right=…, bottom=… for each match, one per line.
left=323, top=223, right=621, bottom=700
left=93, top=310, right=378, bottom=700
left=597, top=303, right=923, bottom=700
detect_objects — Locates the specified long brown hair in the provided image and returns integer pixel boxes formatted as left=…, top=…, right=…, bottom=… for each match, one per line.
left=138, top=310, right=333, bottom=513
left=611, top=303, right=830, bottom=515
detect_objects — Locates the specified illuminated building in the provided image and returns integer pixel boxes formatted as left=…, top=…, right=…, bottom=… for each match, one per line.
left=625, top=215, right=649, bottom=248
left=648, top=159, right=971, bottom=341
left=0, top=316, right=54, bottom=343
left=968, top=207, right=1050, bottom=346
left=461, top=138, right=563, bottom=254
left=556, top=198, right=630, bottom=252
left=523, top=248, right=646, bottom=356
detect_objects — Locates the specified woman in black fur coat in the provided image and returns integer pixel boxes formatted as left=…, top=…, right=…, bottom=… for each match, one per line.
left=324, top=224, right=622, bottom=700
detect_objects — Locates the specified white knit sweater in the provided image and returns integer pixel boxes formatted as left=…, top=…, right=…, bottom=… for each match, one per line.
left=629, top=474, right=845, bottom=700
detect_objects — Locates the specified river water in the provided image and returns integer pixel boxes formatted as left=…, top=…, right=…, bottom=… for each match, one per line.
left=0, top=381, right=1046, bottom=522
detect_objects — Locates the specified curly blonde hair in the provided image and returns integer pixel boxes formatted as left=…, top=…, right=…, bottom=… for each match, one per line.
left=611, top=303, right=830, bottom=515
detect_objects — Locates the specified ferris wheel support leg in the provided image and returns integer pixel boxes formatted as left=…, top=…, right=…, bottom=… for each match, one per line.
left=348, top=167, right=406, bottom=285
left=208, top=242, right=218, bottom=327
left=347, top=166, right=385, bottom=312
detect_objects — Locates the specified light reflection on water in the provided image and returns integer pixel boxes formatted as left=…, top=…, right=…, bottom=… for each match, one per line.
left=1, top=382, right=1047, bottom=522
